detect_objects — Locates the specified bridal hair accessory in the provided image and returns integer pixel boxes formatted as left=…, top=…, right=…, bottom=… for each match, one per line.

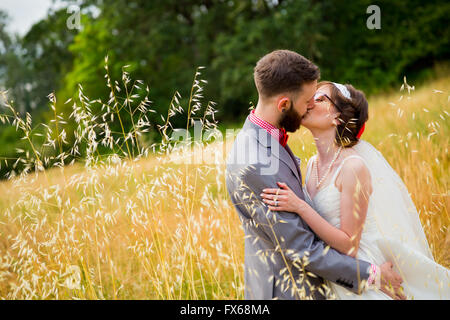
left=332, top=82, right=351, bottom=100
left=356, top=123, right=366, bottom=139
left=332, top=82, right=365, bottom=139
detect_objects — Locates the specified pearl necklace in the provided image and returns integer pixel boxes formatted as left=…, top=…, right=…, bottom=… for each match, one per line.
left=314, top=146, right=343, bottom=189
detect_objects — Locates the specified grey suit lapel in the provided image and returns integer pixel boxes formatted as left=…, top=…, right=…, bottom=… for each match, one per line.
left=284, top=144, right=302, bottom=182
left=242, top=118, right=301, bottom=182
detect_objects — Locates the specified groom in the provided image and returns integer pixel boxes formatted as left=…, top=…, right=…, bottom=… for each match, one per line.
left=225, top=50, right=404, bottom=300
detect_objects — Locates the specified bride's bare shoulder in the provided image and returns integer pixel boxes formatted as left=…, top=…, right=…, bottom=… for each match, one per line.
left=336, top=149, right=372, bottom=190
left=335, top=148, right=362, bottom=171
left=340, top=155, right=372, bottom=192
left=341, top=157, right=369, bottom=175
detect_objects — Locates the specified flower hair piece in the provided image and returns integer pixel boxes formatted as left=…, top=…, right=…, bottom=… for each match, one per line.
left=332, top=82, right=351, bottom=100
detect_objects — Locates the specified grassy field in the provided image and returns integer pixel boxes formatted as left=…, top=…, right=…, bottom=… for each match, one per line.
left=0, top=75, right=448, bottom=299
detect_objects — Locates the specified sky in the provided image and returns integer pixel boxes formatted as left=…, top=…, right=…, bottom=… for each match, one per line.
left=0, top=0, right=61, bottom=35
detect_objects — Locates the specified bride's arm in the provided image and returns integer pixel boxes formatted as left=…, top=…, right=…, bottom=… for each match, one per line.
left=261, top=159, right=372, bottom=258
left=330, top=159, right=372, bottom=257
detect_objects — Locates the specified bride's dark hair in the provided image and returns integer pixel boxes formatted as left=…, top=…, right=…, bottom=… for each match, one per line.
left=317, top=81, right=369, bottom=148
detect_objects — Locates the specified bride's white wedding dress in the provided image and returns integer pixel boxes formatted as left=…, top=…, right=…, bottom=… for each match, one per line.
left=302, top=140, right=450, bottom=300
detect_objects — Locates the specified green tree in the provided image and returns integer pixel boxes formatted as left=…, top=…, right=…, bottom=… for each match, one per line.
left=0, top=0, right=449, bottom=178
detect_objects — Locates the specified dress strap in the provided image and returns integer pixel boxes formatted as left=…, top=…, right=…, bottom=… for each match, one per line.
left=330, top=155, right=367, bottom=184
left=305, top=155, right=317, bottom=183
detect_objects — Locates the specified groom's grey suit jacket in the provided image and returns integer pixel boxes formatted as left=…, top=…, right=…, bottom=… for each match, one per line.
left=226, top=118, right=371, bottom=300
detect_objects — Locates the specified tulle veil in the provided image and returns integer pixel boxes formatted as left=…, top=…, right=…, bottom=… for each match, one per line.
left=353, top=140, right=449, bottom=299
left=353, top=140, right=433, bottom=258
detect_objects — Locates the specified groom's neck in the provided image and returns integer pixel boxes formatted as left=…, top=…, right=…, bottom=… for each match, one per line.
left=254, top=102, right=280, bottom=128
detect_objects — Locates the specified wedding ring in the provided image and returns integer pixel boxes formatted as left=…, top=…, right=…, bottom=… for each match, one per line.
left=274, top=200, right=278, bottom=207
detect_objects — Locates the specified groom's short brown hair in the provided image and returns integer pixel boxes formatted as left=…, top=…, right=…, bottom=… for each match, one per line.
left=254, top=50, right=320, bottom=98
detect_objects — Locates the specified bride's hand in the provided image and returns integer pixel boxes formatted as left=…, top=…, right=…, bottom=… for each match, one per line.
left=261, top=182, right=308, bottom=214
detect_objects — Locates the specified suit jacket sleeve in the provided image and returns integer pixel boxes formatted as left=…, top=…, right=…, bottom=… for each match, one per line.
left=235, top=165, right=371, bottom=294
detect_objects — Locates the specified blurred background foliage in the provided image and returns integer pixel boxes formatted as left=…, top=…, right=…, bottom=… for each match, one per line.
left=0, top=0, right=449, bottom=177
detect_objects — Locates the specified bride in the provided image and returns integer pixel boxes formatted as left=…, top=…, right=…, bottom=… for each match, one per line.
left=261, top=81, right=450, bottom=299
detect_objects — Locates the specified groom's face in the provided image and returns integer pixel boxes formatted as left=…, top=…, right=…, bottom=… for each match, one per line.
left=279, top=80, right=317, bottom=132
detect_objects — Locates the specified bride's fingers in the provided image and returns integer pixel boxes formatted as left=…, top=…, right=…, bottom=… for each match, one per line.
left=381, top=288, right=395, bottom=300
left=277, top=182, right=289, bottom=189
left=262, top=199, right=276, bottom=205
left=382, top=286, right=398, bottom=300
left=261, top=188, right=286, bottom=195
left=260, top=194, right=287, bottom=200
left=262, top=198, right=285, bottom=207
left=396, top=292, right=407, bottom=300
left=393, top=286, right=406, bottom=300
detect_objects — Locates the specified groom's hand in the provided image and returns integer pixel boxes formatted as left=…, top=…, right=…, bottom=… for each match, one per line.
left=380, top=262, right=406, bottom=300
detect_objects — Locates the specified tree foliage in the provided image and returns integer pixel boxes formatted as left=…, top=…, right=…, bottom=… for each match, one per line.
left=0, top=0, right=448, bottom=176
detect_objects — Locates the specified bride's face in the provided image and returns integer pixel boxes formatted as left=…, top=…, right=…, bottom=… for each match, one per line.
left=301, top=84, right=340, bottom=131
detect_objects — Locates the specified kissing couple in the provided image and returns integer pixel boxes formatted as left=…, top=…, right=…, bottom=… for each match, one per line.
left=225, top=50, right=449, bottom=300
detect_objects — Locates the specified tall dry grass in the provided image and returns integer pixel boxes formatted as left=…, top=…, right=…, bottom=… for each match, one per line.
left=0, top=60, right=448, bottom=299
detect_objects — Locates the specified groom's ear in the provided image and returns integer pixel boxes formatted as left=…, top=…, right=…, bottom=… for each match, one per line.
left=277, top=97, right=291, bottom=112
